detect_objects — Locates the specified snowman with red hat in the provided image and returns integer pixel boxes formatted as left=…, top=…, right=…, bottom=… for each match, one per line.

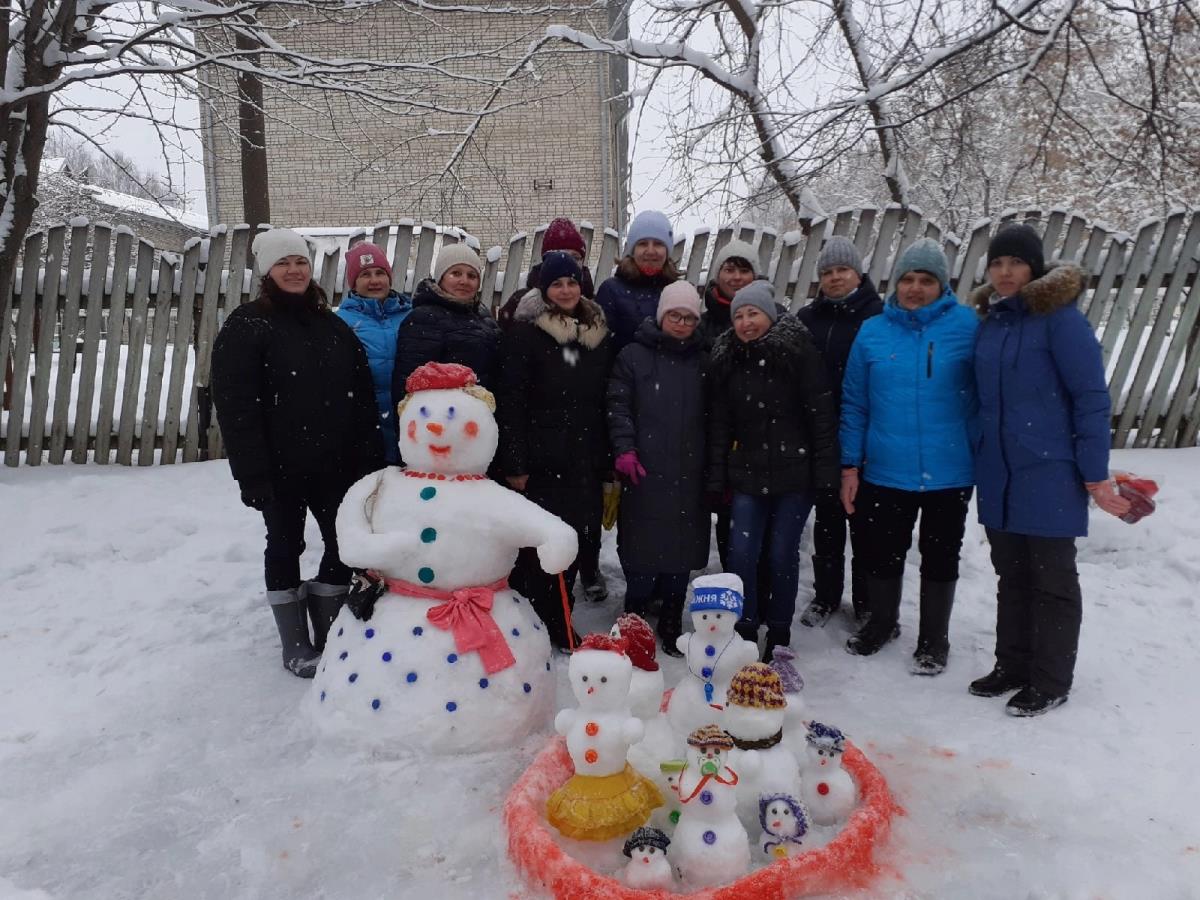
left=610, top=613, right=664, bottom=721
left=310, top=362, right=577, bottom=754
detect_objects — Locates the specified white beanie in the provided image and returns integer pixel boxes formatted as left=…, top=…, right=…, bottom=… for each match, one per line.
left=656, top=281, right=701, bottom=324
left=433, top=244, right=483, bottom=284
left=711, top=239, right=759, bottom=278
left=252, top=228, right=312, bottom=278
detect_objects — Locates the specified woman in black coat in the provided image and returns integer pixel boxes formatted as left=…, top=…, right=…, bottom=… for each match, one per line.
left=212, top=228, right=385, bottom=679
left=391, top=244, right=500, bottom=409
left=497, top=252, right=614, bottom=651
left=606, top=282, right=709, bottom=655
left=707, top=281, right=840, bottom=662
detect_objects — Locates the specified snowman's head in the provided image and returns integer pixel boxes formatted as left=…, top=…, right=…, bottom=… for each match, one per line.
left=396, top=364, right=497, bottom=474
left=688, top=574, right=743, bottom=635
left=621, top=826, right=670, bottom=861
left=805, top=721, right=846, bottom=768
left=759, top=793, right=808, bottom=839
left=568, top=636, right=632, bottom=709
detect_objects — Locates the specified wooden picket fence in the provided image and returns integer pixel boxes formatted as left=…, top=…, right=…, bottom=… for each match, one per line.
left=1, top=206, right=1198, bottom=467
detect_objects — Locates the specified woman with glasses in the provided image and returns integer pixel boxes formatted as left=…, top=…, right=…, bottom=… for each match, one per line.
left=606, top=282, right=710, bottom=655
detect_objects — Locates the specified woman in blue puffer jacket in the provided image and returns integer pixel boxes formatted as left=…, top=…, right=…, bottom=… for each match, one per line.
left=839, top=238, right=978, bottom=674
left=335, top=242, right=412, bottom=463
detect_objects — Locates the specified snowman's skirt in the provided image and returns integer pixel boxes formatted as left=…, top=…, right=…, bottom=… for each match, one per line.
left=546, top=764, right=664, bottom=841
left=504, top=719, right=900, bottom=898
left=310, top=589, right=553, bottom=754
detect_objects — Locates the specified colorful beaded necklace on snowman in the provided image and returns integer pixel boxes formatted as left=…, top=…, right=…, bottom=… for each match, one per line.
left=402, top=470, right=488, bottom=481
left=685, top=632, right=737, bottom=705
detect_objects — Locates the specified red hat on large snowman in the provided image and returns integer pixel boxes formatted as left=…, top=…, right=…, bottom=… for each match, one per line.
left=612, top=613, right=659, bottom=673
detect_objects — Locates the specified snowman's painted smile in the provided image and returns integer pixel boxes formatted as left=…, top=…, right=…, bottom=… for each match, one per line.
left=429, top=444, right=452, bottom=456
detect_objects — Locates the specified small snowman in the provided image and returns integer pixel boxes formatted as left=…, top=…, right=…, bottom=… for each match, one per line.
left=670, top=724, right=758, bottom=891
left=800, top=721, right=857, bottom=826
left=610, top=613, right=664, bottom=721
left=768, top=645, right=807, bottom=735
left=758, top=793, right=810, bottom=860
left=546, top=634, right=663, bottom=841
left=313, top=363, right=577, bottom=754
left=666, top=574, right=758, bottom=743
left=656, top=759, right=686, bottom=827
left=724, top=662, right=801, bottom=817
left=618, top=826, right=674, bottom=891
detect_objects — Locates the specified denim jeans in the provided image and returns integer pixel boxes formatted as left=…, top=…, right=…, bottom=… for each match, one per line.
left=728, top=491, right=814, bottom=629
left=622, top=569, right=690, bottom=617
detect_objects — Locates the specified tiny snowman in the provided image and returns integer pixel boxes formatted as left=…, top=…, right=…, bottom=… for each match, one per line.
left=610, top=613, right=664, bottom=721
left=724, top=662, right=801, bottom=817
left=657, top=759, right=686, bottom=827
left=546, top=634, right=663, bottom=841
left=768, top=645, right=807, bottom=734
left=312, top=362, right=577, bottom=754
left=758, top=793, right=810, bottom=860
left=618, top=826, right=674, bottom=891
left=800, top=721, right=857, bottom=826
left=666, top=574, right=758, bottom=743
left=670, top=724, right=758, bottom=891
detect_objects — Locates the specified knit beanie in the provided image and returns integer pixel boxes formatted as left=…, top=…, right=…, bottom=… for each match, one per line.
left=538, top=250, right=583, bottom=294
left=612, top=613, right=659, bottom=673
left=252, top=228, right=311, bottom=279
left=726, top=663, right=786, bottom=710
left=730, top=280, right=779, bottom=324
left=542, top=217, right=586, bottom=256
left=345, top=242, right=393, bottom=290
left=686, top=724, right=735, bottom=751
left=622, top=826, right=670, bottom=858
left=711, top=239, right=759, bottom=278
left=988, top=223, right=1046, bottom=279
left=817, top=235, right=863, bottom=275
left=805, top=721, right=846, bottom=753
left=624, top=210, right=674, bottom=255
left=656, top=280, right=701, bottom=324
left=894, top=238, right=949, bottom=289
left=432, top=244, right=482, bottom=284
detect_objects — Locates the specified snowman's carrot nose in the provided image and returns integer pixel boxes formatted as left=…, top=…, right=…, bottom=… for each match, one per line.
left=426, top=422, right=444, bottom=435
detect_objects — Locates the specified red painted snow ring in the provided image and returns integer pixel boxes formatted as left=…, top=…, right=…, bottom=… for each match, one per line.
left=504, top=733, right=901, bottom=899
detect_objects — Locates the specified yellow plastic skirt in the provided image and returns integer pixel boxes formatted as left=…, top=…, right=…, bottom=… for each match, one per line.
left=546, top=763, right=663, bottom=841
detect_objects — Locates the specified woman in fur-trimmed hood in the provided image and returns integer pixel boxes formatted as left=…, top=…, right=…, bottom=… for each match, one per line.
left=968, top=223, right=1130, bottom=718
left=497, top=251, right=614, bottom=651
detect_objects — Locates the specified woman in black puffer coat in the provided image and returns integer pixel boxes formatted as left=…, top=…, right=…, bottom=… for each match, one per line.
left=707, top=281, right=840, bottom=662
left=391, top=244, right=500, bottom=410
left=212, top=228, right=385, bottom=680
left=498, top=252, right=614, bottom=651
left=606, top=282, right=710, bottom=654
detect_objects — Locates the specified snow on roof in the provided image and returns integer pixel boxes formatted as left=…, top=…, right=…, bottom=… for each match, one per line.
left=83, top=184, right=208, bottom=231
left=42, top=157, right=69, bottom=175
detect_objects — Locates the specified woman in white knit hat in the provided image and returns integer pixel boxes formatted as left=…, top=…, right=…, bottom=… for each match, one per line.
left=211, top=228, right=385, bottom=679
left=390, top=242, right=501, bottom=410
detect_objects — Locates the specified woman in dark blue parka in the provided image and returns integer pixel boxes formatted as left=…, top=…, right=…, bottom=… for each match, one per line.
left=967, top=224, right=1129, bottom=717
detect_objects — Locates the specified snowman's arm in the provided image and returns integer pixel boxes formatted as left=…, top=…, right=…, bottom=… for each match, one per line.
left=477, top=482, right=578, bottom=574
left=731, top=639, right=760, bottom=670
left=335, top=473, right=419, bottom=569
left=675, top=633, right=689, bottom=656
left=554, top=709, right=576, bottom=736
left=621, top=716, right=644, bottom=745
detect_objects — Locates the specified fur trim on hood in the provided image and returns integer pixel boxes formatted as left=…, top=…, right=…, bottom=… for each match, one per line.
left=513, top=287, right=608, bottom=349
left=970, top=262, right=1086, bottom=317
left=710, top=312, right=812, bottom=376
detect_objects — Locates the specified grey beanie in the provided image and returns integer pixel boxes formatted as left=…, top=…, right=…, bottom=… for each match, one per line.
left=894, top=238, right=949, bottom=289
left=433, top=243, right=483, bottom=284
left=817, top=236, right=862, bottom=275
left=730, top=280, right=779, bottom=324
left=252, top=228, right=312, bottom=279
left=711, top=239, right=759, bottom=278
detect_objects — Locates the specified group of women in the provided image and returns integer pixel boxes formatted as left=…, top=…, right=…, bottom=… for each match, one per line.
left=211, top=212, right=1129, bottom=719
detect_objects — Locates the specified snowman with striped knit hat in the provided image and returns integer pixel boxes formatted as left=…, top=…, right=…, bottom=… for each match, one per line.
left=311, top=362, right=576, bottom=754
left=724, top=662, right=802, bottom=819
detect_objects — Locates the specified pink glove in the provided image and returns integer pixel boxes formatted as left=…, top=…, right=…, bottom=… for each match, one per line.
left=615, top=450, right=647, bottom=486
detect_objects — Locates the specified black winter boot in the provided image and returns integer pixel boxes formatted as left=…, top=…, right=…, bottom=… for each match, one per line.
left=1005, top=686, right=1068, bottom=717
left=269, top=594, right=320, bottom=678
left=969, top=666, right=1026, bottom=698
left=801, top=556, right=843, bottom=627
left=305, top=581, right=348, bottom=653
left=799, top=596, right=837, bottom=628
left=656, top=592, right=685, bottom=659
left=910, top=580, right=956, bottom=676
left=846, top=577, right=902, bottom=656
left=762, top=625, right=791, bottom=664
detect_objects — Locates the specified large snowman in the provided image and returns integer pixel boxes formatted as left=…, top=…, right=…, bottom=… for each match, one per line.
left=311, top=363, right=577, bottom=754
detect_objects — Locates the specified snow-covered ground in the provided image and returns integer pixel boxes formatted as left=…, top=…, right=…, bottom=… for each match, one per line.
left=1, top=451, right=1198, bottom=899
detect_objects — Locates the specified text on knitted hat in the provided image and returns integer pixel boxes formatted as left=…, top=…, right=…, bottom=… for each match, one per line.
left=345, top=242, right=393, bottom=289
left=729, top=280, right=780, bottom=323
left=624, top=210, right=674, bottom=256
left=689, top=584, right=744, bottom=616
left=656, top=280, right=702, bottom=324
left=432, top=243, right=482, bottom=284
left=541, top=217, right=587, bottom=256
left=252, top=228, right=311, bottom=278
left=893, top=238, right=949, bottom=289
left=817, top=235, right=863, bottom=275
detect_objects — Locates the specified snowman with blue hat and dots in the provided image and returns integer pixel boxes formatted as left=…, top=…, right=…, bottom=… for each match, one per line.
left=665, top=574, right=759, bottom=743
left=800, top=721, right=858, bottom=825
left=310, top=362, right=577, bottom=754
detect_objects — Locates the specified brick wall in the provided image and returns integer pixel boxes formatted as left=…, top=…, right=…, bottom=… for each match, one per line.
left=200, top=1, right=626, bottom=250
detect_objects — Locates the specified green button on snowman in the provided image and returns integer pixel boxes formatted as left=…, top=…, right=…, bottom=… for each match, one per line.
left=311, top=363, right=577, bottom=754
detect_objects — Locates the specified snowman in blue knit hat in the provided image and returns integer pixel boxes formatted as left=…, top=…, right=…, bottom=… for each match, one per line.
left=666, top=574, right=759, bottom=743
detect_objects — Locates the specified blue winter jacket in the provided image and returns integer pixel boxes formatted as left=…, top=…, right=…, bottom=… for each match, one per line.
left=840, top=289, right=978, bottom=491
left=596, top=266, right=676, bottom=350
left=969, top=264, right=1109, bottom=538
left=336, top=290, right=413, bottom=463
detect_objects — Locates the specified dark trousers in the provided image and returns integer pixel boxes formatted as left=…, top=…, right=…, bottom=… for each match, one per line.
left=623, top=569, right=689, bottom=616
left=261, top=474, right=353, bottom=591
left=986, top=528, right=1082, bottom=696
left=577, top=515, right=602, bottom=582
left=811, top=491, right=866, bottom=609
left=856, top=481, right=972, bottom=581
left=728, top=492, right=814, bottom=629
left=509, top=476, right=602, bottom=649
